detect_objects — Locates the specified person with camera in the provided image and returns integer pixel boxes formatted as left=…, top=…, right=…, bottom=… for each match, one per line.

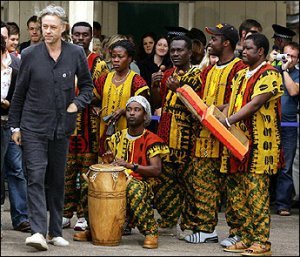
left=275, top=41, right=299, bottom=216
left=267, top=24, right=296, bottom=66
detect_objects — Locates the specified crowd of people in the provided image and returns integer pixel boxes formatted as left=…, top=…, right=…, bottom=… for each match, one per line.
left=1, top=3, right=299, bottom=256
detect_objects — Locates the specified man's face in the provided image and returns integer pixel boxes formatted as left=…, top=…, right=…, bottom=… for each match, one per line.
left=41, top=15, right=65, bottom=45
left=242, top=39, right=261, bottom=65
left=170, top=39, right=192, bottom=67
left=27, top=21, right=41, bottom=43
left=283, top=45, right=299, bottom=69
left=126, top=101, right=146, bottom=128
left=207, top=35, right=225, bottom=57
left=71, top=26, right=92, bottom=50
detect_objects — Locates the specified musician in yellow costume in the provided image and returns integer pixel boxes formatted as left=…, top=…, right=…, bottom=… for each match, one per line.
left=104, top=96, right=169, bottom=249
left=219, top=33, right=283, bottom=256
left=184, top=24, right=247, bottom=244
left=63, top=22, right=109, bottom=231
left=151, top=35, right=202, bottom=233
left=93, top=40, right=149, bottom=157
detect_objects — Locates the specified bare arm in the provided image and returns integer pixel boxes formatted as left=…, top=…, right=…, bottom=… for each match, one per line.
left=282, top=71, right=299, bottom=96
left=226, top=91, right=274, bottom=126
left=114, top=155, right=162, bottom=177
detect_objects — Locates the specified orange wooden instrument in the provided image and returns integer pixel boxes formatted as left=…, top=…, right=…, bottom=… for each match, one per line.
left=176, top=85, right=249, bottom=160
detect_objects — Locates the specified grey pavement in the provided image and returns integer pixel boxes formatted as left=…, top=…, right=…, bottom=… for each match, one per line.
left=1, top=199, right=299, bottom=256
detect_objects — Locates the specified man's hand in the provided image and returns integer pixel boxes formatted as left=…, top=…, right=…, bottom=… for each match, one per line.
left=101, top=151, right=114, bottom=164
left=268, top=49, right=279, bottom=63
left=166, top=76, right=180, bottom=92
left=1, top=99, right=10, bottom=109
left=113, top=158, right=131, bottom=169
left=12, top=131, right=22, bottom=145
left=151, top=70, right=163, bottom=88
left=67, top=103, right=78, bottom=113
left=281, top=55, right=292, bottom=71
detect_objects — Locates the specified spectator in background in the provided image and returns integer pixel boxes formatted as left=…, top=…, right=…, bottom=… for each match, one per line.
left=1, top=21, right=20, bottom=71
left=61, top=22, right=71, bottom=42
left=19, top=15, right=42, bottom=53
left=187, top=27, right=207, bottom=68
left=165, top=26, right=189, bottom=40
left=235, top=19, right=262, bottom=58
left=136, top=32, right=157, bottom=66
left=275, top=41, right=299, bottom=216
left=268, top=24, right=296, bottom=66
left=92, top=37, right=103, bottom=57
left=138, top=35, right=173, bottom=133
left=138, top=35, right=172, bottom=88
left=198, top=46, right=219, bottom=71
left=1, top=31, right=31, bottom=235
left=6, top=22, right=21, bottom=58
left=93, top=21, right=105, bottom=42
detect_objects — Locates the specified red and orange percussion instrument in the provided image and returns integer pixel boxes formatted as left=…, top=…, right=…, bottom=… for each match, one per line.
left=176, top=85, right=249, bottom=161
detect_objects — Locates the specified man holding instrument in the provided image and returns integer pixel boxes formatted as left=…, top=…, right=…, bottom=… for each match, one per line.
left=150, top=35, right=202, bottom=237
left=183, top=23, right=247, bottom=245
left=218, top=33, right=283, bottom=256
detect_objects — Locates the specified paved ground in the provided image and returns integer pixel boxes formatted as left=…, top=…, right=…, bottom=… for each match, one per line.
left=1, top=200, right=299, bottom=256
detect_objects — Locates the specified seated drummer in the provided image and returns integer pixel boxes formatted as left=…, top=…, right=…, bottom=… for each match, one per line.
left=105, top=95, right=169, bottom=249
left=74, top=96, right=169, bottom=249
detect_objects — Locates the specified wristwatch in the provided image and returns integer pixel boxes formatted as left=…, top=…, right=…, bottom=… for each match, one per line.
left=132, top=163, right=139, bottom=172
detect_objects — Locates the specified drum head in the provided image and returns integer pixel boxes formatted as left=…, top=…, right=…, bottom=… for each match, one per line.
left=90, top=163, right=125, bottom=172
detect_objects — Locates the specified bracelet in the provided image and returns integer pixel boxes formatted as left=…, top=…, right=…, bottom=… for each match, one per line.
left=225, top=117, right=231, bottom=128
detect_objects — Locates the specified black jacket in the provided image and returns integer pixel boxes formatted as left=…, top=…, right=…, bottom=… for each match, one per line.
left=8, top=41, right=94, bottom=139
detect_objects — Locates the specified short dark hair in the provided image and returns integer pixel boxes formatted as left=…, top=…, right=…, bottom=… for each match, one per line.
left=284, top=41, right=299, bottom=58
left=110, top=39, right=136, bottom=59
left=239, top=19, right=262, bottom=38
left=93, top=21, right=101, bottom=30
left=7, top=22, right=20, bottom=36
left=71, top=21, right=92, bottom=35
left=170, top=35, right=192, bottom=50
left=26, top=15, right=39, bottom=27
left=246, top=33, right=269, bottom=57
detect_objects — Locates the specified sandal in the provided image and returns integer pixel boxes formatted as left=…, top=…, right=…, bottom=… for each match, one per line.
left=224, top=241, right=248, bottom=253
left=277, top=209, right=291, bottom=216
left=241, top=242, right=272, bottom=256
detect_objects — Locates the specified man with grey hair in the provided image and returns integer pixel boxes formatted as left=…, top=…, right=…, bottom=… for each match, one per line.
left=98, top=96, right=169, bottom=249
left=8, top=4, right=93, bottom=251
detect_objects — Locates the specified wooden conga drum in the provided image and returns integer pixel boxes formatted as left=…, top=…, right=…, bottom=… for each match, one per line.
left=87, top=164, right=127, bottom=246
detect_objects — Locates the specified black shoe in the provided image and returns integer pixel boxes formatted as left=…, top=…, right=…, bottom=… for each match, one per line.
left=122, top=226, right=132, bottom=235
left=15, top=221, right=31, bottom=232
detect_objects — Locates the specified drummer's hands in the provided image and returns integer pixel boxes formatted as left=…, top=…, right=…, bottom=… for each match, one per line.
left=101, top=151, right=114, bottom=163
left=113, top=158, right=131, bottom=169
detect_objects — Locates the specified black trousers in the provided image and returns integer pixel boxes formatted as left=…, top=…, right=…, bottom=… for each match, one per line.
left=22, top=131, right=69, bottom=237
